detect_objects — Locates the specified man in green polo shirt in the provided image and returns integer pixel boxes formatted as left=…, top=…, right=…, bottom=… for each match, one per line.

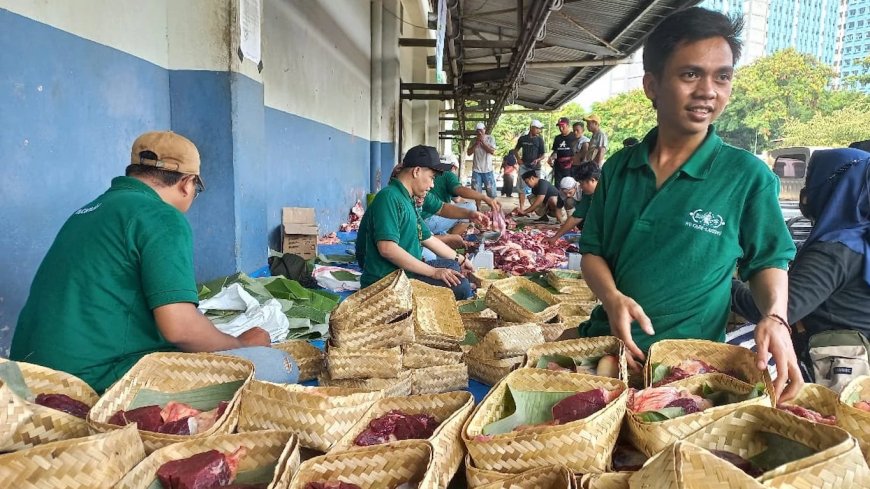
left=546, top=162, right=600, bottom=244
left=577, top=7, right=801, bottom=400
left=11, top=131, right=288, bottom=392
left=422, top=162, right=502, bottom=236
left=357, top=145, right=474, bottom=299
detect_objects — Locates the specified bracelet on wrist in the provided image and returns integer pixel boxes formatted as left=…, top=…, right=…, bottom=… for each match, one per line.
left=766, top=313, right=792, bottom=334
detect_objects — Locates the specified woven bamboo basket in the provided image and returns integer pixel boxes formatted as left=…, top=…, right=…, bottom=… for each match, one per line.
left=465, top=454, right=514, bottom=487
left=0, top=358, right=99, bottom=450
left=326, top=344, right=403, bottom=380
left=464, top=347, right=525, bottom=386
left=645, top=339, right=776, bottom=399
left=477, top=324, right=546, bottom=359
left=463, top=316, right=502, bottom=342
left=272, top=340, right=324, bottom=382
left=539, top=321, right=574, bottom=342
left=237, top=380, right=381, bottom=452
left=411, top=280, right=466, bottom=348
left=288, top=439, right=439, bottom=489
left=779, top=382, right=839, bottom=422
left=331, top=310, right=415, bottom=349
left=476, top=465, right=574, bottom=489
left=628, top=440, right=765, bottom=489
left=0, top=380, right=33, bottom=451
left=626, top=373, right=773, bottom=457
left=318, top=369, right=414, bottom=398
left=675, top=405, right=870, bottom=488
left=463, top=369, right=628, bottom=473
left=115, top=430, right=300, bottom=489
left=486, top=277, right=561, bottom=323
left=545, top=269, right=592, bottom=294
left=471, top=268, right=510, bottom=289
left=330, top=269, right=413, bottom=331
left=458, top=298, right=499, bottom=319
left=331, top=391, right=474, bottom=488
left=411, top=364, right=469, bottom=395
left=0, top=423, right=144, bottom=489
left=577, top=472, right=631, bottom=489
left=404, top=343, right=464, bottom=369
left=87, top=352, right=253, bottom=454
left=525, top=337, right=629, bottom=382
left=838, top=374, right=870, bottom=463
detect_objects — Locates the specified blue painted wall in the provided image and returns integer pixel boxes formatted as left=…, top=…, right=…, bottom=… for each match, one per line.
left=0, top=9, right=171, bottom=353
left=1, top=10, right=385, bottom=354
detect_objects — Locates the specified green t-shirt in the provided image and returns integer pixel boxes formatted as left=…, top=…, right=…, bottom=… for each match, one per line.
left=11, top=177, right=199, bottom=392
left=427, top=172, right=461, bottom=207
left=420, top=192, right=444, bottom=220
left=578, top=126, right=795, bottom=351
left=572, top=194, right=593, bottom=220
left=357, top=179, right=433, bottom=288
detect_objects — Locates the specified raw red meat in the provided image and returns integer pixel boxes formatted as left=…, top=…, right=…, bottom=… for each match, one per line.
left=709, top=449, right=763, bottom=477
left=489, top=210, right=507, bottom=235
left=195, top=401, right=230, bottom=433
left=338, top=201, right=364, bottom=232
left=628, top=386, right=712, bottom=413
left=156, top=450, right=232, bottom=489
left=353, top=410, right=440, bottom=446
left=34, top=393, right=90, bottom=419
left=777, top=404, right=837, bottom=425
left=162, top=401, right=202, bottom=423
left=318, top=232, right=342, bottom=245
left=304, top=483, right=361, bottom=489
left=157, top=416, right=198, bottom=435
left=855, top=400, right=870, bottom=412
left=551, top=388, right=620, bottom=424
left=108, top=405, right=164, bottom=432
left=484, top=229, right=568, bottom=275
left=652, top=360, right=720, bottom=387
left=663, top=397, right=705, bottom=415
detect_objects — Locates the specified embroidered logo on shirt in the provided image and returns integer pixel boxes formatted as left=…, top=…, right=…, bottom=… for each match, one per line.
left=74, top=203, right=101, bottom=215
left=686, top=209, right=725, bottom=236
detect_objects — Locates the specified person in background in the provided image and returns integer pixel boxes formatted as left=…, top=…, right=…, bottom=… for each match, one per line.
left=558, top=176, right=582, bottom=213
left=577, top=7, right=801, bottom=400
left=514, top=119, right=547, bottom=211
left=572, top=121, right=591, bottom=174
left=516, top=170, right=565, bottom=223
left=467, top=122, right=498, bottom=209
left=357, top=145, right=474, bottom=300
left=623, top=137, right=640, bottom=148
left=11, top=131, right=295, bottom=393
left=549, top=117, right=578, bottom=186
left=546, top=162, right=601, bottom=244
left=731, top=148, right=870, bottom=383
left=584, top=114, right=609, bottom=166
left=501, top=149, right=518, bottom=197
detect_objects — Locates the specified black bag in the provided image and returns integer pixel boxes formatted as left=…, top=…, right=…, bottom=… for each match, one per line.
left=268, top=253, right=317, bottom=288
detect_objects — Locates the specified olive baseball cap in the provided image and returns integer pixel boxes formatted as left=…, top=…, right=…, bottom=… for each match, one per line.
left=130, top=131, right=204, bottom=188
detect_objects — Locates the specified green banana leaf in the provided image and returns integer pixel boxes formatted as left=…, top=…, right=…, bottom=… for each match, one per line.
left=481, top=385, right=576, bottom=435
left=128, top=380, right=245, bottom=411
left=535, top=354, right=576, bottom=370
left=510, top=288, right=550, bottom=313
left=286, top=319, right=329, bottom=340
left=748, top=432, right=816, bottom=472
left=330, top=270, right=360, bottom=282
left=845, top=391, right=860, bottom=406
left=636, top=406, right=686, bottom=422
left=650, top=363, right=670, bottom=384
left=317, top=253, right=356, bottom=264
left=146, top=463, right=278, bottom=489
left=701, top=382, right=765, bottom=407
left=0, top=361, right=32, bottom=400
left=458, top=298, right=489, bottom=313
left=461, top=331, right=479, bottom=346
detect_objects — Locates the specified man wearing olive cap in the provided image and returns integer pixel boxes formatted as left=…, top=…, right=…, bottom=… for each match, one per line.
left=11, top=131, right=296, bottom=392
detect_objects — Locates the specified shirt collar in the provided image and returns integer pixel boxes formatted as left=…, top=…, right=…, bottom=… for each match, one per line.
left=389, top=177, right=414, bottom=201
left=630, top=125, right=723, bottom=180
left=109, top=176, right=163, bottom=199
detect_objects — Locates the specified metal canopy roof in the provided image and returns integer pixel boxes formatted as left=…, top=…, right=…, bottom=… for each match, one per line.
left=401, top=0, right=701, bottom=142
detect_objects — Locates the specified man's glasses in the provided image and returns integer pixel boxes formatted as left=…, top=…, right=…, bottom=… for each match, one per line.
left=192, top=176, right=204, bottom=198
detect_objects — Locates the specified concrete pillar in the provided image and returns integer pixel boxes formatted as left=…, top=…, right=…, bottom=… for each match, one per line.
left=380, top=0, right=402, bottom=186
left=370, top=0, right=384, bottom=193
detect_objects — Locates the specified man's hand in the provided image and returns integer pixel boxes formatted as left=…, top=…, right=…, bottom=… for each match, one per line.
left=469, top=211, right=491, bottom=228
left=754, top=317, right=803, bottom=402
left=544, top=235, right=559, bottom=245
left=460, top=257, right=474, bottom=274
left=486, top=198, right=502, bottom=213
left=602, top=292, right=654, bottom=371
left=238, top=327, right=271, bottom=347
left=430, top=267, right=463, bottom=287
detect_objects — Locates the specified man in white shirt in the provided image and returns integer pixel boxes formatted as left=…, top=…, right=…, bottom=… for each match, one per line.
left=467, top=122, right=497, bottom=209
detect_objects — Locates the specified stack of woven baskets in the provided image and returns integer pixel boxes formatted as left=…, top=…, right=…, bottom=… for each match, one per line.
left=321, top=270, right=468, bottom=396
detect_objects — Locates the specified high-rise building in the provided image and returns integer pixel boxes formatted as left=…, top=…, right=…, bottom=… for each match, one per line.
left=839, top=0, right=870, bottom=90
left=766, top=0, right=841, bottom=66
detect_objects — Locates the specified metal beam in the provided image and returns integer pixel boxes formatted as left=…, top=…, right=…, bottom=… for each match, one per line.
left=465, top=57, right=631, bottom=69
left=400, top=83, right=453, bottom=91
left=460, top=19, right=616, bottom=57
left=400, top=38, right=523, bottom=49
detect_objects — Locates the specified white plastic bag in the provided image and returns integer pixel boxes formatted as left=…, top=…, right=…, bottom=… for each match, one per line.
left=312, top=265, right=361, bottom=292
left=198, top=283, right=290, bottom=342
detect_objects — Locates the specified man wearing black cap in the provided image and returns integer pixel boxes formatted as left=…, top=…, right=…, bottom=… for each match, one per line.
left=357, top=145, right=474, bottom=299
left=549, top=117, right=578, bottom=186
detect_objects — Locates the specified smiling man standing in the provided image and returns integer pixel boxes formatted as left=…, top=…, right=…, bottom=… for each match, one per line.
left=577, top=7, right=801, bottom=400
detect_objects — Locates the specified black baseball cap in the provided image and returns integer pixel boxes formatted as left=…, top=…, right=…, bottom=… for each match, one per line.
left=402, top=145, right=452, bottom=172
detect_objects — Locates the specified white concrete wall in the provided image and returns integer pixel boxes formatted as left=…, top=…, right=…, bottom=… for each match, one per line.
left=1, top=0, right=230, bottom=71
left=262, top=0, right=372, bottom=138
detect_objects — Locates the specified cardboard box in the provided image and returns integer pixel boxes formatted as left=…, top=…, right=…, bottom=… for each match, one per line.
left=282, top=207, right=318, bottom=259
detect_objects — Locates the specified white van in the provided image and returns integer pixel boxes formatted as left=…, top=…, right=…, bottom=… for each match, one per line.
left=769, top=146, right=831, bottom=200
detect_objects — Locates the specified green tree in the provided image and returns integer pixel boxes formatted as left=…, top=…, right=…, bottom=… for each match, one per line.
left=780, top=102, right=870, bottom=147
left=590, top=89, right=657, bottom=157
left=717, top=48, right=836, bottom=152
left=844, top=56, right=870, bottom=89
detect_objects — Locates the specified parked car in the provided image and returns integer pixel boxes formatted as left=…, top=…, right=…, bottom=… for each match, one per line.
left=769, top=146, right=831, bottom=200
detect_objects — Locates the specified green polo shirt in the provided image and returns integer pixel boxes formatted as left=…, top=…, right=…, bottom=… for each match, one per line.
left=11, top=177, right=198, bottom=392
left=572, top=194, right=593, bottom=220
left=357, top=178, right=433, bottom=288
left=421, top=192, right=444, bottom=219
left=578, top=126, right=795, bottom=350
left=421, top=171, right=461, bottom=219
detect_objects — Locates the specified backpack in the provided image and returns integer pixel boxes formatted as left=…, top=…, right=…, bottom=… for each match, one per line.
left=807, top=329, right=870, bottom=393
left=268, top=253, right=317, bottom=288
